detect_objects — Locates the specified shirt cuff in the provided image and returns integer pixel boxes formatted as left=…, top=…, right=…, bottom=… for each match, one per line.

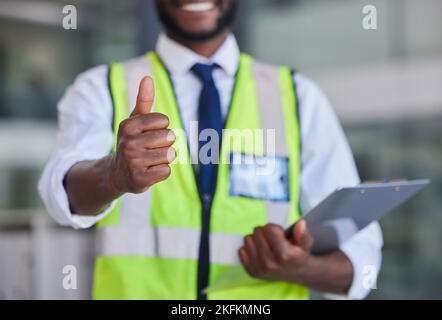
left=322, top=240, right=380, bottom=300
left=44, top=155, right=117, bottom=229
left=68, top=202, right=117, bottom=229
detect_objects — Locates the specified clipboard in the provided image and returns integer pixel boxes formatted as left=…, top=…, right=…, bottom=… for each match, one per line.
left=285, top=179, right=430, bottom=254
left=204, top=179, right=430, bottom=293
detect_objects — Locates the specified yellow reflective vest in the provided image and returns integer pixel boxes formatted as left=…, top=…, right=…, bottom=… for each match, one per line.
left=92, top=52, right=308, bottom=300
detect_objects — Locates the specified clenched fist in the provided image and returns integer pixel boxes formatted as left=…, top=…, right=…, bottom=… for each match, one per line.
left=109, top=76, right=176, bottom=194
left=238, top=220, right=354, bottom=294
left=239, top=220, right=314, bottom=284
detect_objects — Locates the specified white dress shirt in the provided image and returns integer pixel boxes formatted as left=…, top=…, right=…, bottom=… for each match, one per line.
left=38, top=33, right=383, bottom=300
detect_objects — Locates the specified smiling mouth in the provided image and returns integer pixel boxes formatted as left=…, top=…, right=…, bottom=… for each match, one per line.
left=181, top=1, right=216, bottom=12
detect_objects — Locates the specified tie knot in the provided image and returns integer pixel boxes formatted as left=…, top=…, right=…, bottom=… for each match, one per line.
left=191, top=63, right=217, bottom=83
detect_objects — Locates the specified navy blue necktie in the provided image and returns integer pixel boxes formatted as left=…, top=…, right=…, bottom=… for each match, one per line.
left=192, top=63, right=223, bottom=300
left=191, top=63, right=223, bottom=198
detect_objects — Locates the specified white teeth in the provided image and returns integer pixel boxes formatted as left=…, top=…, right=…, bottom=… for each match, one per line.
left=182, top=2, right=215, bottom=12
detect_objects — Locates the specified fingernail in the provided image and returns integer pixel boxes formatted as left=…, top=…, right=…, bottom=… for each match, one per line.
left=167, top=147, right=177, bottom=163
left=167, top=130, right=176, bottom=142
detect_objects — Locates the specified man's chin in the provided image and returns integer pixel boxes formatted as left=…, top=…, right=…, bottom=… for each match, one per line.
left=169, top=26, right=227, bottom=42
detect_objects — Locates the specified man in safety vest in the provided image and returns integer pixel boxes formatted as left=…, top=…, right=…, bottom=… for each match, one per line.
left=39, top=0, right=383, bottom=300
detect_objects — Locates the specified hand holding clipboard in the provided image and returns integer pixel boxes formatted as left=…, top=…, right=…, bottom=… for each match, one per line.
left=204, top=179, right=430, bottom=294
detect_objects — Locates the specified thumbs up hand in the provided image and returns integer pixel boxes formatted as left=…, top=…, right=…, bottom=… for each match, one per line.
left=110, top=76, right=176, bottom=194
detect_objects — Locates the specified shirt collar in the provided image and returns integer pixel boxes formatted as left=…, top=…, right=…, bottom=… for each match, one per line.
left=156, top=32, right=240, bottom=77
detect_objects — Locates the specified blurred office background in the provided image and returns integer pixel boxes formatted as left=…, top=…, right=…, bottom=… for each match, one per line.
left=0, top=0, right=441, bottom=299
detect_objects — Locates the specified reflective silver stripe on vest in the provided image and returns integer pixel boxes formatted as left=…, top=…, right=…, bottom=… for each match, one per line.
left=96, top=226, right=243, bottom=265
left=119, top=191, right=152, bottom=226
left=252, top=61, right=291, bottom=227
left=210, top=233, right=243, bottom=265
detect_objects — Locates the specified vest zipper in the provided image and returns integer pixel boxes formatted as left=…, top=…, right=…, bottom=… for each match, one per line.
left=197, top=193, right=212, bottom=300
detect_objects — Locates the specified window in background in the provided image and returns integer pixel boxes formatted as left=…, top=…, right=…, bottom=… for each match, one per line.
left=0, top=0, right=145, bottom=120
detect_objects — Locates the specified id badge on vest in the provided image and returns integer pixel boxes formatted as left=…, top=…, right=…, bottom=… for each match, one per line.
left=229, top=152, right=290, bottom=202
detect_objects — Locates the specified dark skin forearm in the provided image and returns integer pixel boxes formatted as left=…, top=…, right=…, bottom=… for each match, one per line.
left=64, top=155, right=122, bottom=216
left=293, top=251, right=353, bottom=294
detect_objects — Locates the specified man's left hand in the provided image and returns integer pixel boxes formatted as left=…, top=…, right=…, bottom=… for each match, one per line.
left=238, top=220, right=314, bottom=284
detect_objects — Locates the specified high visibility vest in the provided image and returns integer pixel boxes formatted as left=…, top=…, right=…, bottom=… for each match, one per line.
left=92, top=52, right=308, bottom=300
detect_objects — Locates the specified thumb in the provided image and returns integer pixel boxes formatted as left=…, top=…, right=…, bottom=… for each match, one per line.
left=292, top=219, right=313, bottom=252
left=131, top=76, right=155, bottom=116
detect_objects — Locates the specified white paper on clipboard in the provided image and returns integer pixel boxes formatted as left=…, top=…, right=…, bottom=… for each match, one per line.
left=204, top=179, right=430, bottom=294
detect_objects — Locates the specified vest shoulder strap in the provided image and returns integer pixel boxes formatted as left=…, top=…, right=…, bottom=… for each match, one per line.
left=251, top=59, right=292, bottom=156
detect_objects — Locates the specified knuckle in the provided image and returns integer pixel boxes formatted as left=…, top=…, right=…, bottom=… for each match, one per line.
left=126, top=138, right=138, bottom=150
left=267, top=224, right=283, bottom=233
left=290, top=252, right=303, bottom=265
left=244, top=235, right=253, bottom=244
left=267, top=223, right=279, bottom=230
left=119, top=119, right=132, bottom=134
left=118, top=138, right=128, bottom=151
left=263, top=260, right=277, bottom=271
left=279, top=252, right=292, bottom=263
left=119, top=137, right=137, bottom=153
left=158, top=113, right=170, bottom=126
left=150, top=113, right=170, bottom=126
left=253, top=226, right=262, bottom=235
